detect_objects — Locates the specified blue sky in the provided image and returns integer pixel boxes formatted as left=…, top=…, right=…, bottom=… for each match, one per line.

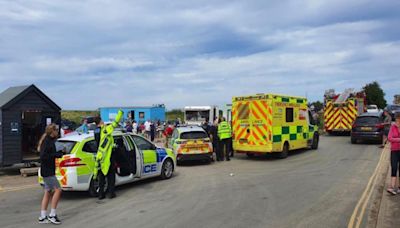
left=0, top=0, right=399, bottom=110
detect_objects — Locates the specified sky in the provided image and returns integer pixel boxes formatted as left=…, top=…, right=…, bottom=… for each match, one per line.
left=0, top=0, right=399, bottom=110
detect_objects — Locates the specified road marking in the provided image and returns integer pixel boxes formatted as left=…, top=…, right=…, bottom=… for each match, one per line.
left=348, top=146, right=388, bottom=228
left=0, top=184, right=38, bottom=193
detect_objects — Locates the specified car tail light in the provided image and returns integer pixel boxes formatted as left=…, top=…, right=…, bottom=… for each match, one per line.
left=376, top=124, right=384, bottom=129
left=352, top=123, right=357, bottom=129
left=60, top=158, right=84, bottom=168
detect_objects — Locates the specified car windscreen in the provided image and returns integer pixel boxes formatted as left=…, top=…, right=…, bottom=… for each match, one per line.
left=180, top=131, right=208, bottom=140
left=55, top=140, right=76, bottom=154
left=355, top=116, right=380, bottom=125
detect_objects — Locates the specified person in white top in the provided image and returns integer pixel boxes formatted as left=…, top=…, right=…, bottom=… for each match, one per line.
left=132, top=120, right=138, bottom=134
left=144, top=120, right=151, bottom=139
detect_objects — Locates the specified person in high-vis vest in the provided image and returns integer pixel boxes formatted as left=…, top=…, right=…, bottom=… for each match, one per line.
left=218, top=117, right=232, bottom=161
left=93, top=110, right=124, bottom=200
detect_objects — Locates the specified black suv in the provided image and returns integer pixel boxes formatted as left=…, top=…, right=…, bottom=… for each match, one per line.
left=351, top=112, right=384, bottom=144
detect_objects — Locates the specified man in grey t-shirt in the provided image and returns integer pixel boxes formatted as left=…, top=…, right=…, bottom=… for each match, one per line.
left=381, top=110, right=392, bottom=148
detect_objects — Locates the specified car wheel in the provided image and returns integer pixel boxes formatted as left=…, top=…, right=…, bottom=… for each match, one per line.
left=160, top=159, right=174, bottom=179
left=278, top=143, right=289, bottom=159
left=88, top=176, right=107, bottom=197
left=351, top=137, right=357, bottom=144
left=311, top=134, right=319, bottom=150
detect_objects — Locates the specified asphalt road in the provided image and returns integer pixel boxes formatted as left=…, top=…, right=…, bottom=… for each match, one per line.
left=0, top=136, right=382, bottom=228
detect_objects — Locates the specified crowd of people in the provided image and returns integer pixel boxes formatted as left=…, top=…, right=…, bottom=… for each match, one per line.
left=123, top=119, right=170, bottom=142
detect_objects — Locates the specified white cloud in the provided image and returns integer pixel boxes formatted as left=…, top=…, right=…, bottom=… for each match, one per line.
left=33, top=57, right=154, bottom=73
left=0, top=0, right=399, bottom=109
left=0, top=1, right=48, bottom=22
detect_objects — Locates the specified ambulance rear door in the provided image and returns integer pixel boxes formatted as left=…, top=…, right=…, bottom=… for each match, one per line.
left=232, top=99, right=251, bottom=147
left=248, top=99, right=273, bottom=148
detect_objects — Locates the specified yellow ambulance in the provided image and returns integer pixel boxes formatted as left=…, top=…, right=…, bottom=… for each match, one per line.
left=232, top=94, right=319, bottom=158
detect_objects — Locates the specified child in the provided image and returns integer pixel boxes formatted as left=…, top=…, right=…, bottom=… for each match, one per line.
left=38, top=124, right=63, bottom=224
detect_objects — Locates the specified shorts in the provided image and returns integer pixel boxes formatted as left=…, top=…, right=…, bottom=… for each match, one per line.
left=43, top=176, right=61, bottom=192
left=384, top=128, right=390, bottom=136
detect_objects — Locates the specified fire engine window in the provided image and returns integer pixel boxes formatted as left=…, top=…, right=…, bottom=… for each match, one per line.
left=286, top=108, right=294, bottom=123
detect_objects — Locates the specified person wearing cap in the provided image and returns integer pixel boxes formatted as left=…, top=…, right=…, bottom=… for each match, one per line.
left=387, top=112, right=400, bottom=195
left=381, top=110, right=392, bottom=148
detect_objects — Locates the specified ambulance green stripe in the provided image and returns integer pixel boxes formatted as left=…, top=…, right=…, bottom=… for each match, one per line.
left=297, top=126, right=303, bottom=133
left=282, top=126, right=289, bottom=134
left=273, top=135, right=282, bottom=143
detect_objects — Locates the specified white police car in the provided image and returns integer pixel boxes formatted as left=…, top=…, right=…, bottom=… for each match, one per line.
left=39, top=132, right=176, bottom=196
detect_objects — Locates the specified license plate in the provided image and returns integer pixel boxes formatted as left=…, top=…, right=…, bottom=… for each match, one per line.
left=185, top=145, right=203, bottom=149
left=360, top=127, right=372, bottom=131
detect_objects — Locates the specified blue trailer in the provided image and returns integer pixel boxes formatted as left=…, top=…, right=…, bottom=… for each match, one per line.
left=99, top=105, right=165, bottom=123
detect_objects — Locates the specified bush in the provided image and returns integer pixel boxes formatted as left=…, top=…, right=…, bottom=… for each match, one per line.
left=61, top=110, right=99, bottom=125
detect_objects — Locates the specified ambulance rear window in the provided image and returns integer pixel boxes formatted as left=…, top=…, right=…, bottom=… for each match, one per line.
left=237, top=103, right=250, bottom=120
left=180, top=131, right=208, bottom=140
left=55, top=140, right=76, bottom=154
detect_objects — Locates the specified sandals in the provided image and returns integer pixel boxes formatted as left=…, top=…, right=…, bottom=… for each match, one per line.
left=387, top=188, right=397, bottom=195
